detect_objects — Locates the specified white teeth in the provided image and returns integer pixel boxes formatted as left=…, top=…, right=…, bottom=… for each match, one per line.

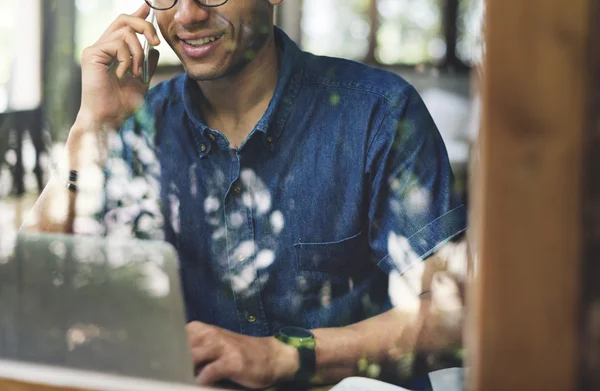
left=184, top=35, right=221, bottom=47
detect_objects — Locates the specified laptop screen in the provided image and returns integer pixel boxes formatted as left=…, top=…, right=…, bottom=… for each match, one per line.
left=0, top=233, right=195, bottom=384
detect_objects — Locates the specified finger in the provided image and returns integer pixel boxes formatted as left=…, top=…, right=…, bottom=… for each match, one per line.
left=132, top=2, right=151, bottom=19
left=187, top=321, right=208, bottom=330
left=96, top=28, right=156, bottom=78
left=196, top=360, right=233, bottom=386
left=98, top=14, right=160, bottom=47
left=186, top=322, right=213, bottom=345
left=190, top=343, right=222, bottom=367
left=123, top=33, right=144, bottom=77
left=83, top=39, right=130, bottom=76
left=186, top=321, right=205, bottom=334
left=94, top=40, right=133, bottom=79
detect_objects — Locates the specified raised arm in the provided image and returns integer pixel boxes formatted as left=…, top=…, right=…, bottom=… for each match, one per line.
left=22, top=4, right=160, bottom=233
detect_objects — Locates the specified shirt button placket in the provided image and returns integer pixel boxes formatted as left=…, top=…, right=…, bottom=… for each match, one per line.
left=226, top=153, right=267, bottom=336
left=232, top=184, right=242, bottom=196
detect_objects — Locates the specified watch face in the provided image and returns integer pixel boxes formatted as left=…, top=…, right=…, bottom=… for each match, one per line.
left=280, top=326, right=314, bottom=339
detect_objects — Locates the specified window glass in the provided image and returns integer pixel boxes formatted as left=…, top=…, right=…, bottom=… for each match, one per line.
left=0, top=0, right=41, bottom=112
left=301, top=0, right=444, bottom=66
left=457, top=0, right=485, bottom=65
left=0, top=3, right=472, bottom=388
left=301, top=0, right=371, bottom=61
left=0, top=0, right=16, bottom=112
left=376, top=0, right=444, bottom=65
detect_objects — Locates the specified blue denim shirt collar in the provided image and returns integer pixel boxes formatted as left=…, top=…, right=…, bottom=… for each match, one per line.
left=182, top=27, right=303, bottom=157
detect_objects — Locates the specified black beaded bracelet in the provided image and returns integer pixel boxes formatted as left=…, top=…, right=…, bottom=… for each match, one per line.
left=66, top=182, right=78, bottom=193
left=68, top=170, right=78, bottom=183
left=50, top=163, right=80, bottom=193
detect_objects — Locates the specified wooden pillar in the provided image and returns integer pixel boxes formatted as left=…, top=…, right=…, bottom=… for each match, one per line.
left=469, top=0, right=593, bottom=390
left=580, top=0, right=600, bottom=389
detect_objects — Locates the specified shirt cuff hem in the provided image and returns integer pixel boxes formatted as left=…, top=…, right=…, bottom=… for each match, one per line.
left=377, top=205, right=467, bottom=275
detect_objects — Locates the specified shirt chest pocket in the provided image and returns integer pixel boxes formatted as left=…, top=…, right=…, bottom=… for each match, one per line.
left=294, top=231, right=366, bottom=274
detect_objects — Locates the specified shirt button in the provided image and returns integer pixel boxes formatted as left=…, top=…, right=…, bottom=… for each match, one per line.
left=200, top=143, right=207, bottom=152
left=266, top=136, right=273, bottom=144
left=237, top=254, right=246, bottom=262
left=208, top=134, right=216, bottom=141
left=232, top=185, right=242, bottom=195
left=247, top=314, right=257, bottom=323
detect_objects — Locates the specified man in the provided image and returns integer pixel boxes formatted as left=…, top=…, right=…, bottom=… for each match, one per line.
left=28, top=0, right=467, bottom=388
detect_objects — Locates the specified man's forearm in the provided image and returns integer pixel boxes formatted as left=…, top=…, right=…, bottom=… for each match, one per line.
left=311, top=305, right=428, bottom=384
left=22, top=117, right=111, bottom=233
left=309, top=247, right=467, bottom=385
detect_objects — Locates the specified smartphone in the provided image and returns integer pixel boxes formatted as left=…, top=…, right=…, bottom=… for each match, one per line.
left=142, top=2, right=157, bottom=84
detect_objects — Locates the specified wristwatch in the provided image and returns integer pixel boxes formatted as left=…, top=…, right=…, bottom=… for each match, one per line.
left=275, top=326, right=316, bottom=382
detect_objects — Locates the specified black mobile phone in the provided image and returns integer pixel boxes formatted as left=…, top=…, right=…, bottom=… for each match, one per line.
left=142, top=3, right=156, bottom=84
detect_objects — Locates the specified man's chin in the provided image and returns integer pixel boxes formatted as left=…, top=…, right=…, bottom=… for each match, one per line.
left=183, top=63, right=229, bottom=82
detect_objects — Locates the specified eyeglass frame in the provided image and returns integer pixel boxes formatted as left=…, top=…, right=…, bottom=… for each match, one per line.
left=144, top=0, right=229, bottom=11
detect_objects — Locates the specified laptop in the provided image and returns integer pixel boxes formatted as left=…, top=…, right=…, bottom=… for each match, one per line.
left=0, top=232, right=196, bottom=385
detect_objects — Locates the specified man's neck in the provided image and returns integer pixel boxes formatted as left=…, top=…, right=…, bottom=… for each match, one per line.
left=198, top=34, right=280, bottom=148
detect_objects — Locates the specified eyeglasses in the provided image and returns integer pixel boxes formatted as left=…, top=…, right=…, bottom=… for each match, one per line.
left=145, top=0, right=229, bottom=11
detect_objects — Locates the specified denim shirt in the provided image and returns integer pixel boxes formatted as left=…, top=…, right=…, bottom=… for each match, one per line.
left=108, top=28, right=466, bottom=336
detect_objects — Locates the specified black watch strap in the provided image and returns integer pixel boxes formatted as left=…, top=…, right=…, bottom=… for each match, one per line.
left=275, top=327, right=316, bottom=383
left=296, top=346, right=316, bottom=381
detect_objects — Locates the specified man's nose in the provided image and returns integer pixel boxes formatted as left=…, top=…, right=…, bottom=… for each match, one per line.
left=173, top=0, right=211, bottom=26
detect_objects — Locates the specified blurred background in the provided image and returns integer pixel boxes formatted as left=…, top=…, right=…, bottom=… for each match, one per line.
left=0, top=0, right=484, bottom=229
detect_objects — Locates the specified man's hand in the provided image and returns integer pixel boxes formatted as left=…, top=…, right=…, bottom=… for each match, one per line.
left=187, top=322, right=299, bottom=389
left=77, top=3, right=161, bottom=131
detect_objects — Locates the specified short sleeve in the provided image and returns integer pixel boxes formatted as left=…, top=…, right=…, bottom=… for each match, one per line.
left=366, top=85, right=467, bottom=275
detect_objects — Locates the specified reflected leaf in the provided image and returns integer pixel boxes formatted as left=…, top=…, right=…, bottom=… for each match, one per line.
left=204, top=195, right=220, bottom=214
left=49, top=240, right=67, bottom=258
left=139, top=262, right=170, bottom=298
left=329, top=93, right=341, bottom=106
left=387, top=232, right=420, bottom=274
left=255, top=249, right=275, bottom=269
left=270, top=210, right=285, bottom=234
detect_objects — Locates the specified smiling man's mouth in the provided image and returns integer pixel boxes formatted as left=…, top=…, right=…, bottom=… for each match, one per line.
left=182, top=34, right=225, bottom=47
